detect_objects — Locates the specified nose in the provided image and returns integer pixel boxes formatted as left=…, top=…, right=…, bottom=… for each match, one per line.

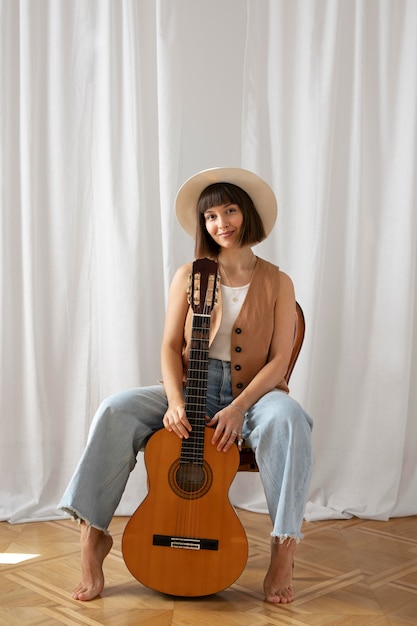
left=218, top=216, right=229, bottom=230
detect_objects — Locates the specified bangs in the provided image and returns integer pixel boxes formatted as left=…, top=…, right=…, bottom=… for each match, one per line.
left=197, top=184, right=238, bottom=215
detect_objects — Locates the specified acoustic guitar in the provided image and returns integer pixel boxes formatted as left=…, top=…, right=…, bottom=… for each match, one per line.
left=122, top=258, right=248, bottom=596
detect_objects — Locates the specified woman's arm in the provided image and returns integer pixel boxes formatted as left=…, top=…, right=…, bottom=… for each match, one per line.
left=160, top=263, right=193, bottom=439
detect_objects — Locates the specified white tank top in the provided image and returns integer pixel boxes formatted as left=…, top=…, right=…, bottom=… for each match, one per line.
left=209, top=283, right=250, bottom=361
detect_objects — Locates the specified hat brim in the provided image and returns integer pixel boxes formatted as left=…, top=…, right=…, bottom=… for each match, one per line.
left=175, top=167, right=278, bottom=239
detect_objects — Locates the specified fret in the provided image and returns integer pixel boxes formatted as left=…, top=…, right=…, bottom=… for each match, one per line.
left=188, top=354, right=209, bottom=363
left=187, top=367, right=209, bottom=375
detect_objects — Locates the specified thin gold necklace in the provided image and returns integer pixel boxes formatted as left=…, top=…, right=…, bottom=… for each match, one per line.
left=219, top=257, right=257, bottom=303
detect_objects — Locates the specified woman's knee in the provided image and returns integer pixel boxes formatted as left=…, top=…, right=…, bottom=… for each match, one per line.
left=94, top=391, right=131, bottom=424
left=94, top=386, right=167, bottom=437
left=252, top=392, right=312, bottom=439
left=261, top=392, right=299, bottom=419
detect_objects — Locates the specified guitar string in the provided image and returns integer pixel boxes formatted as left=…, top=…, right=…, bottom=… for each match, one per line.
left=194, top=292, right=210, bottom=541
left=191, top=300, right=207, bottom=541
left=183, top=308, right=201, bottom=541
left=180, top=289, right=199, bottom=540
left=186, top=280, right=213, bottom=542
left=180, top=269, right=216, bottom=544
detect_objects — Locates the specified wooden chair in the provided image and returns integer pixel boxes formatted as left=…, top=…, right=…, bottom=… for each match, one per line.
left=238, top=301, right=305, bottom=472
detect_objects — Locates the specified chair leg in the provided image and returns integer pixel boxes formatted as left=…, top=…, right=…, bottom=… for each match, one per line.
left=238, top=446, right=259, bottom=472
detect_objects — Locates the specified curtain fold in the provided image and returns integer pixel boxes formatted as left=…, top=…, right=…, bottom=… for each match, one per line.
left=1, top=0, right=416, bottom=524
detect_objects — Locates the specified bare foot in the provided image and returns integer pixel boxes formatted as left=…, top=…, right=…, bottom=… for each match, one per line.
left=263, top=537, right=296, bottom=604
left=72, top=522, right=113, bottom=601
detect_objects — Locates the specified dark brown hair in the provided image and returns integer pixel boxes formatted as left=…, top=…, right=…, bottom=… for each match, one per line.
left=194, top=182, right=266, bottom=257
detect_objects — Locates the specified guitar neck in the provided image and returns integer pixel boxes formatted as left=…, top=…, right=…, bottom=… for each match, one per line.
left=182, top=313, right=211, bottom=465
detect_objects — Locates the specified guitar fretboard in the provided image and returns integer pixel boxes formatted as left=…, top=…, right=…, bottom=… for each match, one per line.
left=182, top=313, right=211, bottom=465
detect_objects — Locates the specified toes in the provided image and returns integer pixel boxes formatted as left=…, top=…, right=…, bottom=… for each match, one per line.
left=72, top=582, right=100, bottom=602
left=265, top=585, right=294, bottom=604
left=73, top=586, right=100, bottom=602
left=72, top=583, right=83, bottom=598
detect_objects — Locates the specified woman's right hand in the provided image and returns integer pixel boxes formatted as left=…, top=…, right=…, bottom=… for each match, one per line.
left=163, top=405, right=191, bottom=439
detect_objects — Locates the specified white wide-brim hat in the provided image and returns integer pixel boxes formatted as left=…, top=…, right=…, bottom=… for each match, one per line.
left=175, top=167, right=278, bottom=239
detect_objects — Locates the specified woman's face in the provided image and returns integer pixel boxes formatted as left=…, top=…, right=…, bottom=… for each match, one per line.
left=203, top=203, right=244, bottom=249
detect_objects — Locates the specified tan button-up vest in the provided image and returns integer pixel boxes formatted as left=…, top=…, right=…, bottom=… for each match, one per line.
left=182, top=257, right=289, bottom=397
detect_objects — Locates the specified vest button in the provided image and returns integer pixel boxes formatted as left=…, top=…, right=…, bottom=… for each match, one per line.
left=235, top=364, right=241, bottom=371
left=235, top=328, right=242, bottom=334
left=235, top=346, right=242, bottom=352
left=236, top=382, right=243, bottom=389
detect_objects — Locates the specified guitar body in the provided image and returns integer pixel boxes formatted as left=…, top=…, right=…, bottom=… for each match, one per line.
left=122, top=258, right=248, bottom=596
left=122, top=427, right=248, bottom=596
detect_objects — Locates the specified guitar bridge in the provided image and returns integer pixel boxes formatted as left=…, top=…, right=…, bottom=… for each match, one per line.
left=153, top=534, right=218, bottom=551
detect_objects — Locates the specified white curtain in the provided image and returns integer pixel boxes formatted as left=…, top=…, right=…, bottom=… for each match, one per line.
left=1, top=0, right=416, bottom=525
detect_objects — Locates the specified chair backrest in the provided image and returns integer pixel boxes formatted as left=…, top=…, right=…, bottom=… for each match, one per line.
left=284, top=302, right=305, bottom=384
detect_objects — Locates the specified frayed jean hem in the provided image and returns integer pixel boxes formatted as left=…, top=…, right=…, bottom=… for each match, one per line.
left=58, top=505, right=110, bottom=536
left=271, top=532, right=303, bottom=544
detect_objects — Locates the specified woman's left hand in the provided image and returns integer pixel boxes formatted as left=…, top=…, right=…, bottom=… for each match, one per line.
left=207, top=405, right=244, bottom=452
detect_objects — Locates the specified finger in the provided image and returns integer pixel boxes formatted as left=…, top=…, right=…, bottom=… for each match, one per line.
left=176, top=406, right=191, bottom=429
left=179, top=415, right=192, bottom=431
left=163, top=415, right=173, bottom=431
left=207, top=414, right=218, bottom=426
left=217, top=431, right=237, bottom=452
left=173, top=417, right=192, bottom=438
left=210, top=424, right=223, bottom=445
left=221, top=436, right=237, bottom=453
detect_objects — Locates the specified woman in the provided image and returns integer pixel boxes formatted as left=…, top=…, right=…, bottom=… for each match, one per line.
left=59, top=167, right=313, bottom=604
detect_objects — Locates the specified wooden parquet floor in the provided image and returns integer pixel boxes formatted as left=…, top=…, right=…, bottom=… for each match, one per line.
left=1, top=510, right=417, bottom=625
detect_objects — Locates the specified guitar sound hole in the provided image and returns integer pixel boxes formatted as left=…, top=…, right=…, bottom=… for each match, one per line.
left=176, top=463, right=205, bottom=493
left=169, top=460, right=213, bottom=499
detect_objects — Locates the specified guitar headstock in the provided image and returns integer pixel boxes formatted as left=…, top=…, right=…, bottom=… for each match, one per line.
left=187, top=258, right=219, bottom=315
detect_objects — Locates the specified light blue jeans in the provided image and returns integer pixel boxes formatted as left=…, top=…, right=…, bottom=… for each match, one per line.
left=59, top=359, right=313, bottom=541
